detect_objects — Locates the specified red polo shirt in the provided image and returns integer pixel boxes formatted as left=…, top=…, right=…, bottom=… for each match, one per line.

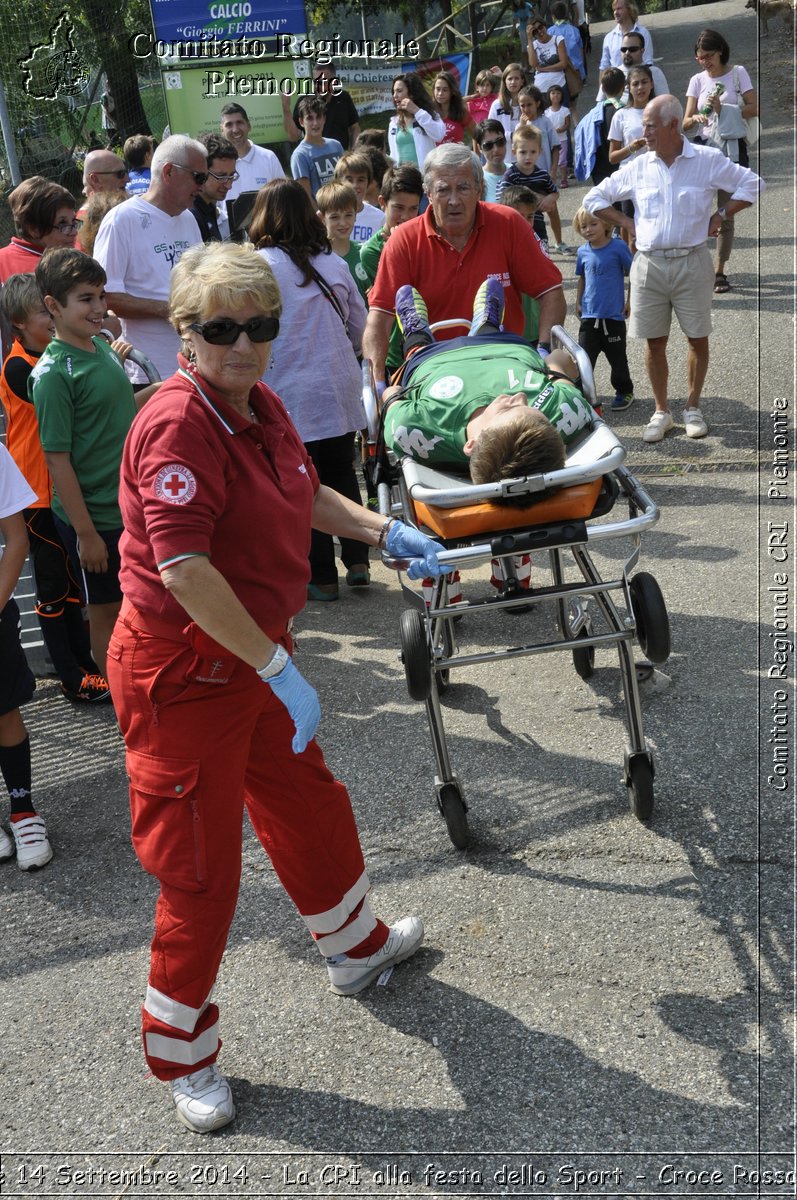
left=119, top=357, right=319, bottom=638
left=368, top=203, right=563, bottom=339
left=0, top=238, right=43, bottom=283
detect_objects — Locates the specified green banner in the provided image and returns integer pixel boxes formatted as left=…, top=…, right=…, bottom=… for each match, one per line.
left=161, top=60, right=311, bottom=143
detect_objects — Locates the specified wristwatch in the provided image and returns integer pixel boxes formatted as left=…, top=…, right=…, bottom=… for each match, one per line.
left=256, top=643, right=290, bottom=680
left=716, top=207, right=727, bottom=219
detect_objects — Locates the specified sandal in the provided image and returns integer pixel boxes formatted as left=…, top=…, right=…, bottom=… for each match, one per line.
left=714, top=272, right=731, bottom=293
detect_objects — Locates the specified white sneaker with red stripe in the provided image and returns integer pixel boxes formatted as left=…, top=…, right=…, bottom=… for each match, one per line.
left=170, top=1064, right=235, bottom=1133
left=11, top=815, right=53, bottom=870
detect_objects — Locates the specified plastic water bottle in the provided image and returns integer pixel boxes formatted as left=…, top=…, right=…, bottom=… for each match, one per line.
left=700, top=82, right=725, bottom=116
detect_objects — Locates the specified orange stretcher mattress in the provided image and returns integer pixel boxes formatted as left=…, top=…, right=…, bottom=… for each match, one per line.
left=413, top=478, right=604, bottom=540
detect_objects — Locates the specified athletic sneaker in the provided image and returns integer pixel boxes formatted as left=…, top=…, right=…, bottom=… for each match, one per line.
left=611, top=393, right=634, bottom=411
left=642, top=410, right=674, bottom=443
left=395, top=286, right=431, bottom=343
left=470, top=277, right=505, bottom=336
left=61, top=672, right=112, bottom=703
left=171, top=1064, right=235, bottom=1134
left=683, top=407, right=708, bottom=438
left=326, top=916, right=424, bottom=996
left=555, top=242, right=575, bottom=254
left=11, top=815, right=53, bottom=871
left=0, top=825, right=13, bottom=861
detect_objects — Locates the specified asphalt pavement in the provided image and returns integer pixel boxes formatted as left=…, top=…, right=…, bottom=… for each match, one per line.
left=2, top=2, right=794, bottom=1194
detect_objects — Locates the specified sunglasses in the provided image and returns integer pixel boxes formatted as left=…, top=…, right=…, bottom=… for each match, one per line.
left=206, top=169, right=240, bottom=183
left=481, top=137, right=507, bottom=151
left=189, top=316, right=280, bottom=345
left=170, top=162, right=209, bottom=186
left=621, top=45, right=642, bottom=52
left=94, top=168, right=128, bottom=179
left=53, top=219, right=83, bottom=233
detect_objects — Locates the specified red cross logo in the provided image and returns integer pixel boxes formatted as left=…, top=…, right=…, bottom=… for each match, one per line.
left=164, top=473, right=187, bottom=497
left=154, top=463, right=197, bottom=505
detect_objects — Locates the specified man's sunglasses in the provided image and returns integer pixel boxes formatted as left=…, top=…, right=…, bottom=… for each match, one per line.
left=94, top=168, right=128, bottom=179
left=170, top=162, right=209, bottom=186
left=481, top=137, right=507, bottom=151
left=189, top=316, right=280, bottom=345
left=207, top=169, right=240, bottom=183
left=621, top=45, right=642, bottom=53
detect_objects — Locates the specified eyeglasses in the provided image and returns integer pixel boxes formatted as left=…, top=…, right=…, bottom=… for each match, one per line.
left=169, top=162, right=210, bottom=186
left=621, top=45, right=642, bottom=53
left=189, top=316, right=280, bottom=345
left=695, top=52, right=717, bottom=62
left=481, top=137, right=507, bottom=151
left=431, top=182, right=478, bottom=199
left=52, top=219, right=83, bottom=233
left=531, top=27, right=545, bottom=35
left=94, top=168, right=128, bottom=179
left=207, top=169, right=240, bottom=183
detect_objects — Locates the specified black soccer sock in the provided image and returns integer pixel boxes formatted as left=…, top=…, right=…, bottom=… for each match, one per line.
left=0, top=735, right=35, bottom=816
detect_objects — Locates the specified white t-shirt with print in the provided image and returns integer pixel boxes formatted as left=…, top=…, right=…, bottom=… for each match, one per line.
left=94, top=197, right=202, bottom=383
left=351, top=202, right=386, bottom=246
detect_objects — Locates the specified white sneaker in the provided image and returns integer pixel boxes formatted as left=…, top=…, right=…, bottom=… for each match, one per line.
left=11, top=815, right=53, bottom=870
left=683, top=407, right=708, bottom=438
left=642, top=410, right=675, bottom=443
left=326, top=916, right=425, bottom=996
left=170, top=1064, right=235, bottom=1133
left=0, top=825, right=13, bottom=861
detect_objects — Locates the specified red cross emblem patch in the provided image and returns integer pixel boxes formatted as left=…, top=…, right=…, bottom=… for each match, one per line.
left=154, top=464, right=197, bottom=505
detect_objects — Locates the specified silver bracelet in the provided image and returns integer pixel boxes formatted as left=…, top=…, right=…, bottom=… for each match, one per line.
left=378, top=517, right=397, bottom=550
left=256, top=643, right=290, bottom=681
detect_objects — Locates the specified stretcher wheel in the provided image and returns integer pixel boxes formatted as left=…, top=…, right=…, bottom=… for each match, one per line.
left=435, top=618, right=454, bottom=694
left=438, top=783, right=469, bottom=849
left=626, top=753, right=655, bottom=822
left=399, top=608, right=432, bottom=701
left=572, top=630, right=595, bottom=680
left=629, top=572, right=670, bottom=664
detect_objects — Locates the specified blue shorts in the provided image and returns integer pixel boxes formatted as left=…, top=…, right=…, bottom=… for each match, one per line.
left=0, top=600, right=36, bottom=716
left=53, top=517, right=123, bottom=606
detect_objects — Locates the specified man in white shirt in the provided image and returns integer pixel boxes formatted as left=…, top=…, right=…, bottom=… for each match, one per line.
left=599, top=0, right=654, bottom=67
left=93, top=135, right=205, bottom=384
left=596, top=31, right=668, bottom=101
left=583, top=94, right=764, bottom=443
left=219, top=103, right=284, bottom=201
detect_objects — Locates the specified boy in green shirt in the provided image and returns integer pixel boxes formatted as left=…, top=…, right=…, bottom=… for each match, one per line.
left=315, top=180, right=370, bottom=301
left=358, top=163, right=424, bottom=382
left=30, top=248, right=143, bottom=676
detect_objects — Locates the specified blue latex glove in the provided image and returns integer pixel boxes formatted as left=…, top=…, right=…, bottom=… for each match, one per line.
left=266, top=657, right=321, bottom=754
left=385, top=520, right=451, bottom=581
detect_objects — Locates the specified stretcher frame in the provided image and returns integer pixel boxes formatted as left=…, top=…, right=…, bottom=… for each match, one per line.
left=364, top=325, right=670, bottom=848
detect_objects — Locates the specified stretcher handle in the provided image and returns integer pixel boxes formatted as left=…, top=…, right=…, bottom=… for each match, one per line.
left=99, top=329, right=162, bottom=384
left=550, top=324, right=598, bottom=409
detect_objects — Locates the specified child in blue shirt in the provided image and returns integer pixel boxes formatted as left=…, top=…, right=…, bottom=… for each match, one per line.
left=573, top=206, right=634, bottom=411
left=290, top=97, right=345, bottom=200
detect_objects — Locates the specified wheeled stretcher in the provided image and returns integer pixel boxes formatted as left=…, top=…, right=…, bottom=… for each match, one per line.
left=364, top=326, right=671, bottom=849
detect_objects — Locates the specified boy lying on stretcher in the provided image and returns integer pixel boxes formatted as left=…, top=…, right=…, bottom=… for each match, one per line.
left=378, top=278, right=598, bottom=603
left=381, top=278, right=597, bottom=509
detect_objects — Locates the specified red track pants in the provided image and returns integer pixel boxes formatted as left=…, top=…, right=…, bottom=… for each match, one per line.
left=107, top=603, right=386, bottom=1081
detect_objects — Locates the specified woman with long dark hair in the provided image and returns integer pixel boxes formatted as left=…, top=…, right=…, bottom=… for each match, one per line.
left=249, top=179, right=370, bottom=600
left=388, top=73, right=446, bottom=167
left=432, top=71, right=477, bottom=145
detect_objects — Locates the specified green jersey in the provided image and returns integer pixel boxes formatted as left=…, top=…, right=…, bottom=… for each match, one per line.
left=341, top=242, right=370, bottom=302
left=359, top=228, right=405, bottom=374
left=30, top=336, right=137, bottom=529
left=384, top=339, right=593, bottom=464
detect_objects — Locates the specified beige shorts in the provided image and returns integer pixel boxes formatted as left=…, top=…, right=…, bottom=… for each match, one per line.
left=629, top=244, right=714, bottom=340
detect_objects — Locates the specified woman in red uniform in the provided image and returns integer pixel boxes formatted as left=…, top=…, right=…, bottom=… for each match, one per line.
left=106, top=241, right=448, bottom=1134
